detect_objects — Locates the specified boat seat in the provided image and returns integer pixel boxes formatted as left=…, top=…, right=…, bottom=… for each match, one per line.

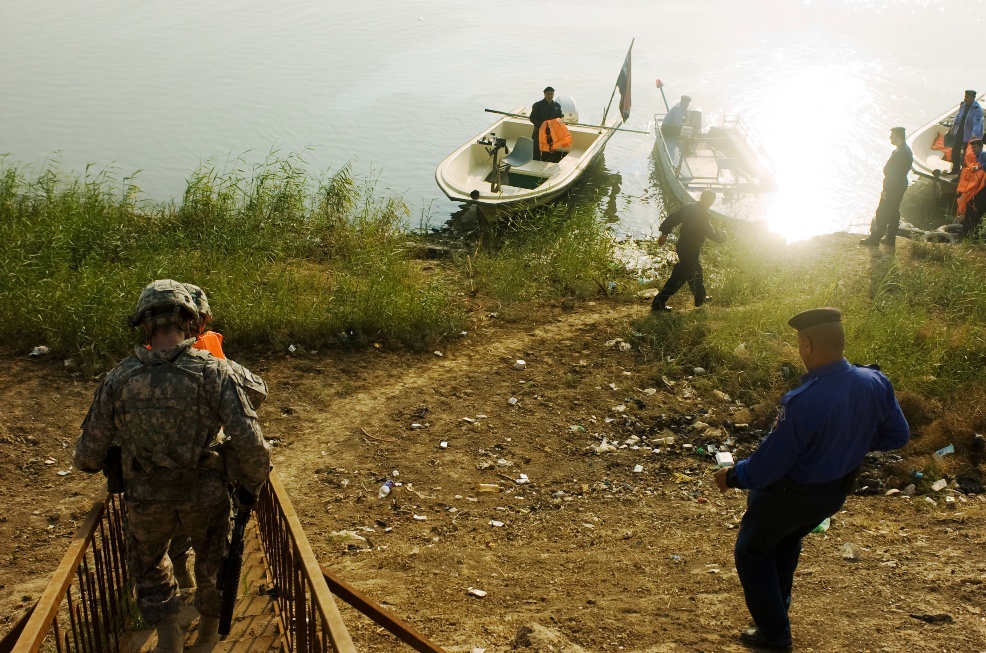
left=501, top=137, right=534, bottom=169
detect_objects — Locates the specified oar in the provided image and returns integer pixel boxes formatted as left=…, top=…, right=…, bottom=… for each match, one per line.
left=484, top=109, right=648, bottom=134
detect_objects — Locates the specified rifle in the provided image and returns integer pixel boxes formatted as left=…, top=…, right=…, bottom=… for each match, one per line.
left=103, top=445, right=124, bottom=494
left=217, top=506, right=251, bottom=638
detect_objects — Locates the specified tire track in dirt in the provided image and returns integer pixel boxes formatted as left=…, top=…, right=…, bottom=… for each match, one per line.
left=269, top=301, right=644, bottom=490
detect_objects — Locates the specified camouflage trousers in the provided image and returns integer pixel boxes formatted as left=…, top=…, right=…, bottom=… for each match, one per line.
left=125, top=477, right=231, bottom=625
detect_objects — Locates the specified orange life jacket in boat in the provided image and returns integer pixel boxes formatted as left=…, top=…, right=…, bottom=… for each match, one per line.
left=932, top=133, right=952, bottom=161
left=539, top=119, right=573, bottom=153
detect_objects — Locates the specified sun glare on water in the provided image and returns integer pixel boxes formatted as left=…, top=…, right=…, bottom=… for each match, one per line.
left=755, top=65, right=873, bottom=243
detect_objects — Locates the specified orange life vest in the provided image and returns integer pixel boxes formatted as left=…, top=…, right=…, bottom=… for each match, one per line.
left=193, top=331, right=226, bottom=360
left=538, top=119, right=573, bottom=153
left=931, top=133, right=952, bottom=161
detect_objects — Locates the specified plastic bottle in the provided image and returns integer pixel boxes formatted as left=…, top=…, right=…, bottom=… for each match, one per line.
left=377, top=480, right=395, bottom=499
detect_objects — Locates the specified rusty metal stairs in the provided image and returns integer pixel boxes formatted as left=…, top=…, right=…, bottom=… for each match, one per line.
left=119, top=521, right=279, bottom=653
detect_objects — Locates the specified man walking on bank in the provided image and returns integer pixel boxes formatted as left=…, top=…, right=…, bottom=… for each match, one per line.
left=651, top=189, right=726, bottom=312
left=713, top=308, right=909, bottom=651
left=860, top=126, right=913, bottom=247
left=74, top=280, right=271, bottom=652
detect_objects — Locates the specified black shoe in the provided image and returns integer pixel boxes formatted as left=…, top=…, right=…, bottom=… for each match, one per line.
left=881, top=238, right=896, bottom=247
left=695, top=296, right=710, bottom=307
left=651, top=303, right=672, bottom=313
left=859, top=237, right=880, bottom=246
left=739, top=627, right=792, bottom=651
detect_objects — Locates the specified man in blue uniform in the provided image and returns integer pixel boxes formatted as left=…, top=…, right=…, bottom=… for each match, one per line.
left=713, top=308, right=910, bottom=651
left=946, top=90, right=984, bottom=175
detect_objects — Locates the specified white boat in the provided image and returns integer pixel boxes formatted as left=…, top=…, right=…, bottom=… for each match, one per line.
left=435, top=99, right=622, bottom=211
left=908, top=93, right=985, bottom=185
left=437, top=42, right=636, bottom=213
left=652, top=105, right=776, bottom=222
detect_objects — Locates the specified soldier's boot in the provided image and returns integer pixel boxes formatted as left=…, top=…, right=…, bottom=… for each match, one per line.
left=152, top=614, right=184, bottom=653
left=172, top=558, right=195, bottom=589
left=197, top=616, right=221, bottom=644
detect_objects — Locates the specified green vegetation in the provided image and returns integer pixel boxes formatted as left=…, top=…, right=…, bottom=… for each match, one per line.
left=468, top=204, right=620, bottom=310
left=631, top=227, right=986, bottom=472
left=0, top=156, right=470, bottom=366
left=0, top=156, right=624, bottom=367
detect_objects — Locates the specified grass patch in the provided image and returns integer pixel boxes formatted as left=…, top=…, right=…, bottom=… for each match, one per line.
left=632, top=229, right=986, bottom=411
left=467, top=203, right=625, bottom=312
left=0, top=155, right=465, bottom=366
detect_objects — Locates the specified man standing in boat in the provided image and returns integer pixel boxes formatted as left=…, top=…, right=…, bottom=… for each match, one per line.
left=530, top=86, right=563, bottom=161
left=660, top=95, right=692, bottom=138
left=651, top=189, right=726, bottom=312
left=946, top=90, right=983, bottom=176
left=859, top=126, right=912, bottom=248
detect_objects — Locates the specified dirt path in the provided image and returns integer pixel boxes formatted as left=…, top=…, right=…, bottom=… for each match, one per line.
left=1, top=297, right=984, bottom=652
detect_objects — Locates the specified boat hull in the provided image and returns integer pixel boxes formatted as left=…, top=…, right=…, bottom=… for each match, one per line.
left=652, top=113, right=776, bottom=223
left=907, top=94, right=984, bottom=187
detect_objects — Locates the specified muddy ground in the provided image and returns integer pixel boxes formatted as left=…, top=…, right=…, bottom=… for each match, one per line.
left=1, top=238, right=985, bottom=652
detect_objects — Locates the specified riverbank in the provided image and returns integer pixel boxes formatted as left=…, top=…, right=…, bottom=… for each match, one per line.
left=2, top=158, right=986, bottom=649
left=1, top=235, right=985, bottom=651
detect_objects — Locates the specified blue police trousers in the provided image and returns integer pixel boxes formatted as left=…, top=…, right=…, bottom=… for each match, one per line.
left=734, top=476, right=849, bottom=642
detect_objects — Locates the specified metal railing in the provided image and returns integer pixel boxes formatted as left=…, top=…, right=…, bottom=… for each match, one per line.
left=255, top=471, right=357, bottom=653
left=5, top=470, right=447, bottom=653
left=7, top=491, right=129, bottom=653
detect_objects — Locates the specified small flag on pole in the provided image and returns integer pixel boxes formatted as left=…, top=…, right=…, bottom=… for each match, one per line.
left=616, top=43, right=632, bottom=122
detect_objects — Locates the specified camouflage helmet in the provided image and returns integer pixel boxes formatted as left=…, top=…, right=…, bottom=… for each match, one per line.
left=128, top=279, right=199, bottom=330
left=183, top=283, right=212, bottom=320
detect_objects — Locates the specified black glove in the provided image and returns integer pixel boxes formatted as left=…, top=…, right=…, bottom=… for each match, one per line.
left=233, top=485, right=257, bottom=513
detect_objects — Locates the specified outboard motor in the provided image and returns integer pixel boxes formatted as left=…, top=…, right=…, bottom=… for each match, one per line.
left=557, top=95, right=579, bottom=123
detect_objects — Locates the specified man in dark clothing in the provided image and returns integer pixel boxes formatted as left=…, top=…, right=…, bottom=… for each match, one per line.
left=530, top=86, right=563, bottom=161
left=860, top=126, right=913, bottom=247
left=714, top=308, right=909, bottom=651
left=651, top=189, right=726, bottom=312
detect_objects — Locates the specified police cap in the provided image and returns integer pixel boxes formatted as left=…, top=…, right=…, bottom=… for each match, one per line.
left=787, top=307, right=842, bottom=330
left=544, top=86, right=555, bottom=93
left=890, top=126, right=906, bottom=138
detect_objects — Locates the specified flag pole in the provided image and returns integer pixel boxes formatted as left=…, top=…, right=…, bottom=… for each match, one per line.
left=602, top=39, right=634, bottom=125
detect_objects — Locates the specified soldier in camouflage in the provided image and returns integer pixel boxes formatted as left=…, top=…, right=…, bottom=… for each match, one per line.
left=73, top=280, right=271, bottom=653
left=168, top=283, right=269, bottom=591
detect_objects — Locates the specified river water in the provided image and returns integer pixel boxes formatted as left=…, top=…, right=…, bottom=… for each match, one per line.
left=0, top=0, right=979, bottom=241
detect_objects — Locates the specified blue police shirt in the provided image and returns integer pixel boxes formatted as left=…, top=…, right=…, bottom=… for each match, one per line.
left=734, top=358, right=910, bottom=489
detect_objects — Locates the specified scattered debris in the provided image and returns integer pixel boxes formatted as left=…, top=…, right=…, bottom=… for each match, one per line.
left=467, top=587, right=487, bottom=598
left=934, top=444, right=954, bottom=458
left=931, top=479, right=947, bottom=492
left=839, top=542, right=862, bottom=561
left=329, top=530, right=371, bottom=549
left=29, top=346, right=50, bottom=357
left=514, top=359, right=527, bottom=370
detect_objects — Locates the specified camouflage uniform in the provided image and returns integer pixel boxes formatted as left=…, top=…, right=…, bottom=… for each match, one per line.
left=168, top=283, right=269, bottom=578
left=74, top=339, right=270, bottom=625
